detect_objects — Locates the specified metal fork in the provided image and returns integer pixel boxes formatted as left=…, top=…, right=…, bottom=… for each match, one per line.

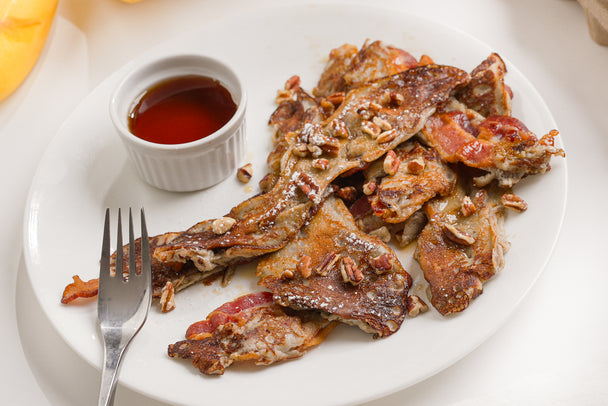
left=97, top=208, right=152, bottom=406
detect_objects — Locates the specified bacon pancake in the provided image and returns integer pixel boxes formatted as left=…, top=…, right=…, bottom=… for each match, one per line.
left=168, top=292, right=336, bottom=375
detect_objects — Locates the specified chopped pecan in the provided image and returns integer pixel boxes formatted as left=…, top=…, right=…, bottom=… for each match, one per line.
left=340, top=256, right=364, bottom=285
left=406, top=295, right=429, bottom=317
left=376, top=129, right=397, bottom=144
left=326, top=92, right=345, bottom=106
left=362, top=181, right=377, bottom=196
left=312, top=158, right=329, bottom=170
left=372, top=116, right=392, bottom=131
left=330, top=119, right=349, bottom=138
left=295, top=172, right=320, bottom=201
left=383, top=150, right=400, bottom=175
left=361, top=120, right=381, bottom=138
left=315, top=251, right=341, bottom=276
left=406, top=157, right=425, bottom=174
left=297, top=255, right=312, bottom=278
left=281, top=269, right=295, bottom=279
left=443, top=223, right=475, bottom=245
left=160, top=281, right=176, bottom=313
left=369, top=253, right=394, bottom=273
left=293, top=143, right=310, bottom=157
left=212, top=217, right=236, bottom=235
left=502, top=193, right=528, bottom=212
left=461, top=196, right=477, bottom=216
left=237, top=163, right=253, bottom=183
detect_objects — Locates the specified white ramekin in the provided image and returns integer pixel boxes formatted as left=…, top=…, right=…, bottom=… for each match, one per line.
left=109, top=53, right=246, bottom=192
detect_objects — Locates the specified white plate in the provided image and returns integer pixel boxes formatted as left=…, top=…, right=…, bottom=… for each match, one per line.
left=23, top=4, right=567, bottom=406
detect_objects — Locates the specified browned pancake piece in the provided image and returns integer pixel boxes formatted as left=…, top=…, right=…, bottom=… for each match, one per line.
left=257, top=196, right=412, bottom=337
left=415, top=178, right=510, bottom=315
left=456, top=52, right=512, bottom=117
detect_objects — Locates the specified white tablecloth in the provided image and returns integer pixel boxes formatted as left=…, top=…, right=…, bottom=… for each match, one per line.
left=2, top=0, right=607, bottom=404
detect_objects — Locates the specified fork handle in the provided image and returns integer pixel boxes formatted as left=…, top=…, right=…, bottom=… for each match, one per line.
left=99, top=336, right=128, bottom=406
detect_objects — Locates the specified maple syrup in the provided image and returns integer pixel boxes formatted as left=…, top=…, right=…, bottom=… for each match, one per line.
left=128, top=75, right=237, bottom=145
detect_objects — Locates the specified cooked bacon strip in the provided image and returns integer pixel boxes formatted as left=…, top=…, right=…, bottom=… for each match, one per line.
left=185, top=291, right=276, bottom=340
left=257, top=196, right=412, bottom=337
left=421, top=111, right=564, bottom=187
left=456, top=52, right=513, bottom=117
left=415, top=178, right=510, bottom=315
left=168, top=292, right=336, bottom=375
left=61, top=275, right=98, bottom=304
left=155, top=64, right=469, bottom=278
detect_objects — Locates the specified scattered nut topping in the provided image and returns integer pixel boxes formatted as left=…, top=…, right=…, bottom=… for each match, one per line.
left=336, top=186, right=357, bottom=202
left=443, top=223, right=476, bottom=246
left=293, top=143, right=310, bottom=157
left=461, top=196, right=477, bottom=216
left=212, top=216, right=237, bottom=235
left=502, top=193, right=528, bottom=212
left=369, top=253, right=394, bottom=272
left=308, top=145, right=323, bottom=158
left=406, top=295, right=429, bottom=317
left=312, top=158, right=329, bottom=170
left=376, top=129, right=397, bottom=144
left=340, top=256, right=364, bottom=285
left=362, top=181, right=377, bottom=195
left=326, top=92, right=345, bottom=106
left=406, top=157, right=425, bottom=174
left=275, top=89, right=293, bottom=105
left=372, top=116, right=392, bottom=131
left=315, top=251, right=341, bottom=276
left=237, top=163, right=253, bottom=183
left=295, top=172, right=320, bottom=201
left=369, top=101, right=383, bottom=112
left=284, top=75, right=300, bottom=92
left=281, top=269, right=295, bottom=279
left=297, top=255, right=312, bottom=278
left=361, top=120, right=381, bottom=138
left=159, top=281, right=176, bottom=313
left=330, top=119, right=349, bottom=138
left=383, top=150, right=401, bottom=175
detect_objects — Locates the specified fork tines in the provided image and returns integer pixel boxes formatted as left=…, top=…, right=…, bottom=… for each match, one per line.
left=99, top=207, right=150, bottom=283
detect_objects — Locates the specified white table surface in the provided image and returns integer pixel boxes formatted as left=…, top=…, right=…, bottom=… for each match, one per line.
left=2, top=0, right=607, bottom=404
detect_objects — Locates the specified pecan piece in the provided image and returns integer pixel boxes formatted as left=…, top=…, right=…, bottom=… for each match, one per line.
left=383, top=150, right=400, bottom=175
left=443, top=223, right=475, bottom=245
left=461, top=196, right=477, bottom=216
left=406, top=157, right=425, bottom=174
left=376, top=129, right=397, bottom=144
left=340, top=256, right=364, bottom=285
left=212, top=217, right=236, bottom=235
left=315, top=251, right=341, bottom=276
left=160, top=281, right=176, bottom=313
left=406, top=295, right=429, bottom=317
left=237, top=163, right=253, bottom=183
left=297, top=255, right=312, bottom=278
left=502, top=193, right=528, bottom=212
left=369, top=253, right=394, bottom=273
